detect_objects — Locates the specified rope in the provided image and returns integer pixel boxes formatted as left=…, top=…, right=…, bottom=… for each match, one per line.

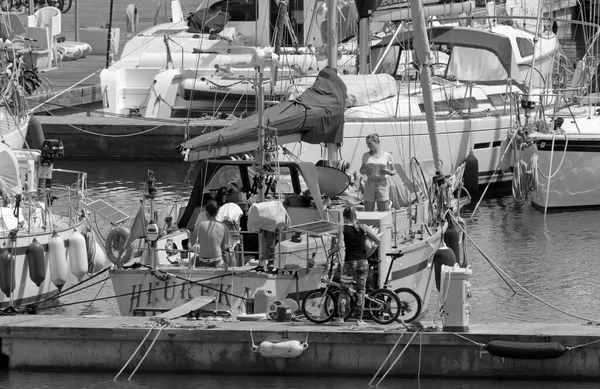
left=471, top=130, right=517, bottom=217
left=40, top=106, right=165, bottom=138
left=451, top=214, right=600, bottom=324
left=79, top=276, right=109, bottom=316
left=113, top=323, right=158, bottom=381
left=128, top=324, right=166, bottom=381
left=374, top=330, right=420, bottom=386
left=369, top=331, right=406, bottom=385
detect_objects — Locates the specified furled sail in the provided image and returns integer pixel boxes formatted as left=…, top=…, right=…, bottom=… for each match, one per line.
left=182, top=66, right=347, bottom=161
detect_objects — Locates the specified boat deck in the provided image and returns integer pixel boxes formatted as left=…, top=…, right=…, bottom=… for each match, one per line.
left=1, top=314, right=599, bottom=379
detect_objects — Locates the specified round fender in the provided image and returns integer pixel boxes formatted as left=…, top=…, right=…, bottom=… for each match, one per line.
left=486, top=340, right=566, bottom=360
left=253, top=340, right=308, bottom=358
left=105, top=226, right=133, bottom=267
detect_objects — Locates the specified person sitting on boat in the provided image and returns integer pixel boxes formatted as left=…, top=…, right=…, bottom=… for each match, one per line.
left=331, top=206, right=380, bottom=327
left=193, top=200, right=229, bottom=269
left=359, top=133, right=396, bottom=212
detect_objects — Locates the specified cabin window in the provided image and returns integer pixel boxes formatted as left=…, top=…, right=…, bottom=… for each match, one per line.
left=446, top=46, right=508, bottom=83
left=209, top=0, right=257, bottom=22
left=516, top=37, right=534, bottom=58
left=206, top=166, right=243, bottom=192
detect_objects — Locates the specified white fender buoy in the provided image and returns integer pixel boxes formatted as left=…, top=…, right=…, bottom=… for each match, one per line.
left=48, top=231, right=68, bottom=291
left=68, top=229, right=88, bottom=281
left=105, top=226, right=133, bottom=267
left=253, top=340, right=308, bottom=358
left=93, top=240, right=107, bottom=273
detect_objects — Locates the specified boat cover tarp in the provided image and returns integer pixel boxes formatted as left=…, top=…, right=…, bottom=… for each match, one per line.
left=371, top=26, right=524, bottom=86
left=187, top=8, right=230, bottom=34
left=182, top=66, right=347, bottom=154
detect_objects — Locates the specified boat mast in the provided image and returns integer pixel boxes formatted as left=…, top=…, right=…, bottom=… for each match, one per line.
left=326, top=0, right=339, bottom=167
left=106, top=0, right=115, bottom=69
left=408, top=0, right=442, bottom=174
left=357, top=1, right=377, bottom=74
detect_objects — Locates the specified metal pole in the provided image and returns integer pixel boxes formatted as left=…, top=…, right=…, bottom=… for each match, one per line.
left=105, top=0, right=115, bottom=68
left=74, top=0, right=79, bottom=41
left=326, top=0, right=338, bottom=167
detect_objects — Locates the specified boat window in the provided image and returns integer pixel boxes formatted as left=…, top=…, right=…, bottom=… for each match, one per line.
left=209, top=0, right=257, bottom=22
left=205, top=165, right=243, bottom=192
left=446, top=46, right=508, bottom=83
left=516, top=37, right=534, bottom=58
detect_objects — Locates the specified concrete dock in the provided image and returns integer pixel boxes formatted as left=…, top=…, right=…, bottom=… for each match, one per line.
left=0, top=314, right=598, bottom=379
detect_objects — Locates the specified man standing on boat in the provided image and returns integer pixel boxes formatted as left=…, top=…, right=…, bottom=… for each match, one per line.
left=193, top=200, right=229, bottom=269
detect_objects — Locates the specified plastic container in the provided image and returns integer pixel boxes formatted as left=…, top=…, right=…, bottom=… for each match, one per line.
left=254, top=290, right=275, bottom=314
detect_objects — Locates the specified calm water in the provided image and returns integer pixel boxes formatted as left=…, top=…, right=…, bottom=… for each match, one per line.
left=7, top=11, right=600, bottom=389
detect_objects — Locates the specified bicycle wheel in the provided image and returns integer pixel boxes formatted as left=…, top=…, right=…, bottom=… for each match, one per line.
left=60, top=0, right=71, bottom=13
left=394, top=287, right=422, bottom=324
left=365, top=288, right=400, bottom=325
left=302, top=289, right=337, bottom=324
left=333, top=289, right=355, bottom=320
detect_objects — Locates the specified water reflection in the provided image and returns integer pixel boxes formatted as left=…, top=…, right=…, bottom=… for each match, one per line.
left=0, top=371, right=598, bottom=389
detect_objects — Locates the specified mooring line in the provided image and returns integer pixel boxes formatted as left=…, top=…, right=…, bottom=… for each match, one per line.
left=369, top=331, right=406, bottom=386
left=128, top=324, right=167, bottom=381
left=113, top=323, right=158, bottom=381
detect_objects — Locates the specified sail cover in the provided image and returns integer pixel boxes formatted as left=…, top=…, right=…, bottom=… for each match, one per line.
left=0, top=142, right=21, bottom=197
left=182, top=66, right=347, bottom=159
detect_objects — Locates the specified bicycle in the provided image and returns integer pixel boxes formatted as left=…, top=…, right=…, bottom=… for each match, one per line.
left=0, top=0, right=71, bottom=13
left=302, top=247, right=403, bottom=325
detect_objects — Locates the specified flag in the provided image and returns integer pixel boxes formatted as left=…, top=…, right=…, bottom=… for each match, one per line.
left=119, top=203, right=146, bottom=259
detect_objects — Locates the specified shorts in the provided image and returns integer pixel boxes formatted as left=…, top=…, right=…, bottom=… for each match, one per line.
left=195, top=257, right=227, bottom=269
left=363, top=177, right=389, bottom=202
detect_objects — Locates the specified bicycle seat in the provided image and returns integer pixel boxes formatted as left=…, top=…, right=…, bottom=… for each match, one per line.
left=386, top=251, right=404, bottom=259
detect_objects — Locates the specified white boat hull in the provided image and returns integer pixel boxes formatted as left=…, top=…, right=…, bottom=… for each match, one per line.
left=110, top=265, right=324, bottom=316
left=0, top=108, right=28, bottom=149
left=0, top=219, right=87, bottom=308
left=518, top=106, right=600, bottom=209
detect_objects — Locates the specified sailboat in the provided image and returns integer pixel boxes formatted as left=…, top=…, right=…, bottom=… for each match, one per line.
left=108, top=0, right=465, bottom=323
left=106, top=0, right=465, bottom=322
left=0, top=139, right=108, bottom=310
left=100, top=0, right=473, bottom=119
left=180, top=1, right=562, bottom=191
left=0, top=41, right=31, bottom=149
left=107, top=49, right=348, bottom=317
left=511, top=17, right=600, bottom=211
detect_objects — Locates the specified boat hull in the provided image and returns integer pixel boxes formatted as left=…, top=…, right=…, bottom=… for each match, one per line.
left=527, top=135, right=600, bottom=209
left=0, top=108, right=28, bottom=149
left=0, top=219, right=87, bottom=309
left=110, top=265, right=324, bottom=316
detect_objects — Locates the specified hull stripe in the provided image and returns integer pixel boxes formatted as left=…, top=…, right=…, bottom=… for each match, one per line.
left=392, top=257, right=429, bottom=280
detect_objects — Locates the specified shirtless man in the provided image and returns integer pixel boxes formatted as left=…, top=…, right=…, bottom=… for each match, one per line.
left=194, top=200, right=229, bottom=269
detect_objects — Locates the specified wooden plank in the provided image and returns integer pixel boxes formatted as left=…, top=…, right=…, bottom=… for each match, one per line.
left=149, top=296, right=215, bottom=321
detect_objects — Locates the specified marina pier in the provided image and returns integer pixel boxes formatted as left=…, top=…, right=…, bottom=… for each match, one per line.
left=0, top=315, right=599, bottom=379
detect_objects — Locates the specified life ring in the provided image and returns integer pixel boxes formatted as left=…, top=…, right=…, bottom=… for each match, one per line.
left=105, top=226, right=133, bottom=267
